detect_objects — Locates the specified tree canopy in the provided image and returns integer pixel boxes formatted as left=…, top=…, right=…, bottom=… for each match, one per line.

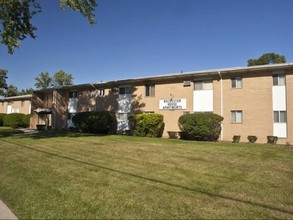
left=34, top=72, right=52, bottom=89
left=247, top=53, right=286, bottom=66
left=35, top=70, right=74, bottom=89
left=52, top=70, right=74, bottom=87
left=0, top=0, right=97, bottom=54
left=0, top=69, right=8, bottom=96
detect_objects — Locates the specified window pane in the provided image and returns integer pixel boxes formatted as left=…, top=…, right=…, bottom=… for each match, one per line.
left=279, top=74, right=285, bottom=86
left=119, top=87, right=125, bottom=95
left=194, top=81, right=202, bottom=90
left=236, top=111, right=242, bottom=123
left=236, top=77, right=242, bottom=88
left=274, top=111, right=279, bottom=123
left=203, top=81, right=213, bottom=90
left=231, top=78, right=236, bottom=88
left=125, top=87, right=132, bottom=94
left=145, top=85, right=150, bottom=96
left=272, top=75, right=278, bottom=86
left=231, top=111, right=236, bottom=123
left=280, top=111, right=287, bottom=123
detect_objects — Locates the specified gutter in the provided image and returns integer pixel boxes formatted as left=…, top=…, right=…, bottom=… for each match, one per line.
left=218, top=71, right=223, bottom=141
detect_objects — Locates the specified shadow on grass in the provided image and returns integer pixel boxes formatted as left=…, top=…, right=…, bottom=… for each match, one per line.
left=0, top=138, right=292, bottom=216
left=0, top=128, right=105, bottom=139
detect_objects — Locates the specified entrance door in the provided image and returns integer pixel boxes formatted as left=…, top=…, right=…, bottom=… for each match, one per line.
left=117, top=86, right=131, bottom=131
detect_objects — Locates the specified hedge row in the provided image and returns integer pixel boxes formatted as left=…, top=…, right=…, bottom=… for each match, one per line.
left=72, top=111, right=117, bottom=134
left=1, top=113, right=30, bottom=128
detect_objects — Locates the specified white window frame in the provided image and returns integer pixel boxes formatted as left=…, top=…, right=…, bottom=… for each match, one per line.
left=231, top=77, right=242, bottom=88
left=231, top=110, right=243, bottom=124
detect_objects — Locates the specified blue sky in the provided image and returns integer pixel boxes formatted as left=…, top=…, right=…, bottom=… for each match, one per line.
left=1, top=0, right=293, bottom=90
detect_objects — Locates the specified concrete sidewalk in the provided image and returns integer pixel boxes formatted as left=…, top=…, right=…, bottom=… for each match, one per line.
left=0, top=200, right=18, bottom=220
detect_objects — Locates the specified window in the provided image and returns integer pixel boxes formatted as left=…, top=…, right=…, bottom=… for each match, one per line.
left=273, top=73, right=285, bottom=86
left=21, top=101, right=24, bottom=107
left=145, top=85, right=155, bottom=97
left=231, top=110, right=243, bottom=123
left=119, top=87, right=131, bottom=95
left=69, top=91, right=78, bottom=98
left=274, top=111, right=287, bottom=123
left=231, top=77, right=242, bottom=88
left=194, top=80, right=213, bottom=90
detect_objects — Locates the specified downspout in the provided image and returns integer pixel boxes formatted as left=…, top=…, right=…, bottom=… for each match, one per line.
left=218, top=71, right=223, bottom=141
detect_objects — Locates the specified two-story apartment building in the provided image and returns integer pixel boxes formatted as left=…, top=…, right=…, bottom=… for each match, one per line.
left=30, top=63, right=293, bottom=144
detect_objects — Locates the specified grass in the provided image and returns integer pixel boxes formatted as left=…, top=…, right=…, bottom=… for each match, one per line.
left=0, top=127, right=292, bottom=219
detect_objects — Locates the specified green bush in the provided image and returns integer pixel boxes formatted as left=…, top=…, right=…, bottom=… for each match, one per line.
left=72, top=111, right=117, bottom=134
left=178, top=113, right=223, bottom=141
left=0, top=113, right=6, bottom=126
left=3, top=113, right=25, bottom=128
left=247, top=135, right=257, bottom=143
left=22, top=114, right=31, bottom=128
left=129, top=113, right=164, bottom=137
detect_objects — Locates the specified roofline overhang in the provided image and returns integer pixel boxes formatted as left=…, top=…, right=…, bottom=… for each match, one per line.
left=0, top=94, right=32, bottom=101
left=33, top=62, right=293, bottom=92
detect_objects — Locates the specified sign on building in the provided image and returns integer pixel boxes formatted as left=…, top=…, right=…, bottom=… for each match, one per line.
left=159, top=99, right=186, bottom=110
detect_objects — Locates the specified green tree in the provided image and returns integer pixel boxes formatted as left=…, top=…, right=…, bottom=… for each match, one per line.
left=5, top=84, right=19, bottom=97
left=247, top=53, right=286, bottom=66
left=52, top=70, right=74, bottom=87
left=19, top=88, right=34, bottom=95
left=0, top=69, right=8, bottom=96
left=0, top=0, right=97, bottom=54
left=34, top=72, right=52, bottom=89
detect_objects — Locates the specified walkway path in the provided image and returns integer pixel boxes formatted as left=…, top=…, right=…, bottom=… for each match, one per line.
left=0, top=200, right=18, bottom=220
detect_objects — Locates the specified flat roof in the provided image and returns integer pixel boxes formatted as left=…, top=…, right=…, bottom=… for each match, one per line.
left=36, top=62, right=293, bottom=91
left=0, top=94, right=32, bottom=101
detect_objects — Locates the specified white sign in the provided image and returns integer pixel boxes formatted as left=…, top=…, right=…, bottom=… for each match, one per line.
left=159, top=99, right=186, bottom=110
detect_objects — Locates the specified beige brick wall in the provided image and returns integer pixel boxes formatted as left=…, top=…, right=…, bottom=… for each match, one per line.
left=0, top=99, right=31, bottom=114
left=220, top=72, right=273, bottom=143
left=133, top=81, right=194, bottom=136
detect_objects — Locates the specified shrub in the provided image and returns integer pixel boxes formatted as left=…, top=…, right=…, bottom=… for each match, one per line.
left=0, top=113, right=6, bottom=126
left=72, top=111, right=117, bottom=134
left=233, top=135, right=241, bottom=143
left=22, top=114, right=31, bottom=128
left=247, top=135, right=257, bottom=143
left=178, top=113, right=223, bottom=141
left=3, top=113, right=25, bottom=128
left=129, top=113, right=164, bottom=137
left=267, top=136, right=278, bottom=144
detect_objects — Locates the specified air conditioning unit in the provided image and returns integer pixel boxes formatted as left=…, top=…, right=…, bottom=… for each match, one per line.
left=183, top=81, right=191, bottom=87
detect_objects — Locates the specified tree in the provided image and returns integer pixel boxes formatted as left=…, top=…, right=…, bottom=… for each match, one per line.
left=0, top=69, right=8, bottom=96
left=34, top=70, right=74, bottom=89
left=247, top=53, right=286, bottom=66
left=52, top=70, right=74, bottom=87
left=5, top=84, right=19, bottom=97
left=34, top=72, right=52, bottom=89
left=19, top=88, right=34, bottom=95
left=0, top=0, right=97, bottom=54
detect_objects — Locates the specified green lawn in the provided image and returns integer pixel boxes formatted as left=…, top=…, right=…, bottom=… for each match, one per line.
left=0, top=127, right=292, bottom=219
